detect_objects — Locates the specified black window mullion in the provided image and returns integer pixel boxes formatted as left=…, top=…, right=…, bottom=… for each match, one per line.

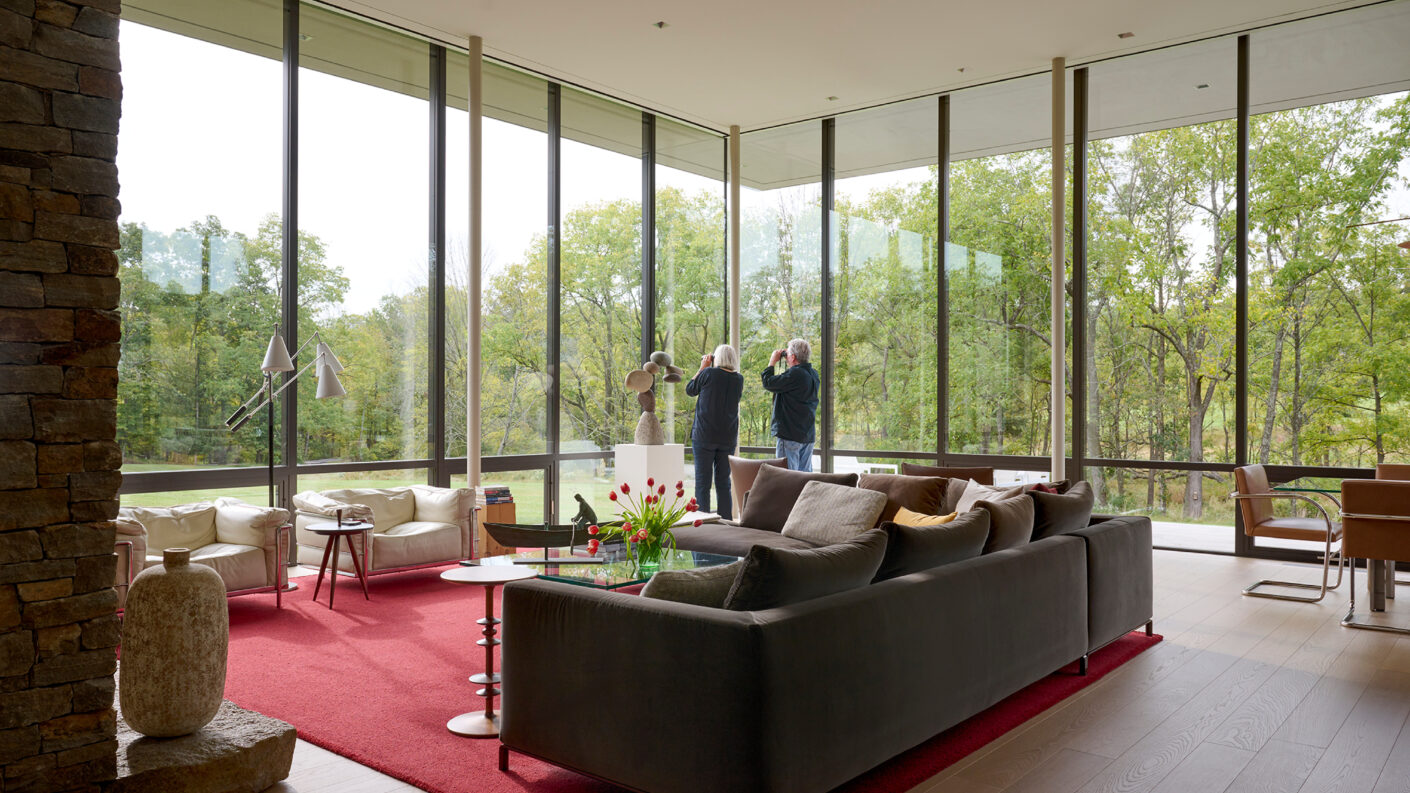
left=428, top=43, right=448, bottom=487
left=1234, top=34, right=1252, bottom=556
left=280, top=0, right=299, bottom=510
left=937, top=95, right=950, bottom=466
left=547, top=82, right=562, bottom=522
left=820, top=118, right=835, bottom=472
left=1071, top=68, right=1088, bottom=482
left=642, top=113, right=656, bottom=365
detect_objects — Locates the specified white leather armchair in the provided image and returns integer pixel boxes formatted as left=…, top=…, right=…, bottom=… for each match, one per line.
left=117, top=498, right=291, bottom=604
left=292, top=485, right=473, bottom=573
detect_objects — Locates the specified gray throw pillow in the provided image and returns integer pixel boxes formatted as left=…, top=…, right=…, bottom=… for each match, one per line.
left=1029, top=481, right=1095, bottom=540
left=873, top=509, right=990, bottom=582
left=723, top=529, right=888, bottom=611
left=737, top=465, right=860, bottom=533
left=780, top=481, right=888, bottom=546
left=857, top=473, right=949, bottom=524
left=975, top=495, right=1035, bottom=554
left=640, top=560, right=744, bottom=608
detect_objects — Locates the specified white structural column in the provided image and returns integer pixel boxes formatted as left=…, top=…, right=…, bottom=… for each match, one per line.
left=728, top=125, right=741, bottom=357
left=467, top=36, right=483, bottom=486
left=1050, top=57, right=1066, bottom=482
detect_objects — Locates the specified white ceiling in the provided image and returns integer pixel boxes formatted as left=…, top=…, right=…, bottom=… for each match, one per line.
left=323, top=0, right=1386, bottom=132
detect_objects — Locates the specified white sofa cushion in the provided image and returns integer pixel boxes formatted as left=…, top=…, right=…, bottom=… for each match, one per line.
left=122, top=503, right=217, bottom=552
left=292, top=490, right=374, bottom=522
left=321, top=488, right=416, bottom=531
left=372, top=521, right=462, bottom=571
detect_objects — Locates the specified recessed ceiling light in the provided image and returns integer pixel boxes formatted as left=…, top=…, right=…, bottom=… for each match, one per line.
left=299, top=33, right=313, bottom=41
left=826, top=96, right=839, bottom=101
left=957, top=67, right=966, bottom=73
left=1196, top=83, right=1210, bottom=89
left=1118, top=31, right=1134, bottom=39
left=653, top=21, right=668, bottom=29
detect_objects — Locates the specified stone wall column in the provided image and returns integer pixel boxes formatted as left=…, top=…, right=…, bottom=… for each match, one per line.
left=0, top=0, right=123, bottom=790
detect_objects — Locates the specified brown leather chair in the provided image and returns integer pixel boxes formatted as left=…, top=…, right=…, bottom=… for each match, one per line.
left=1233, top=464, right=1344, bottom=602
left=1373, top=465, right=1410, bottom=589
left=727, top=456, right=787, bottom=518
left=1341, top=477, right=1410, bottom=634
left=900, top=463, right=994, bottom=485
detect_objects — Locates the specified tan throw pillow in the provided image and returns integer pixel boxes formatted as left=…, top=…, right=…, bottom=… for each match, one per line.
left=780, top=481, right=888, bottom=546
left=954, top=479, right=1023, bottom=513
left=640, top=560, right=744, bottom=608
left=892, top=507, right=958, bottom=527
left=738, top=465, right=860, bottom=533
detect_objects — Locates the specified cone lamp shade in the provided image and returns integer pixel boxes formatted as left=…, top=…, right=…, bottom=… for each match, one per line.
left=315, top=341, right=345, bottom=374
left=261, top=334, right=295, bottom=373
left=315, top=363, right=346, bottom=399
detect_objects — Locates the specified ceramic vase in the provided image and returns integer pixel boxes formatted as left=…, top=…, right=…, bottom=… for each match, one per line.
left=119, top=547, right=229, bottom=737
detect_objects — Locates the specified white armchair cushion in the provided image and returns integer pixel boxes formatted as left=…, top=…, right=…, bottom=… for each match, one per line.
left=120, top=503, right=217, bottom=552
left=321, top=488, right=416, bottom=531
left=213, top=497, right=289, bottom=546
left=409, top=485, right=465, bottom=524
left=372, top=521, right=462, bottom=571
left=188, top=543, right=268, bottom=592
left=293, top=490, right=373, bottom=522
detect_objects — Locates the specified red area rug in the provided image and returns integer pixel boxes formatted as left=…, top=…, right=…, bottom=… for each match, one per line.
left=224, top=565, right=1160, bottom=793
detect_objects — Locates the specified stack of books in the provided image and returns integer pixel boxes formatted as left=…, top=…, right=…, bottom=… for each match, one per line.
left=479, top=485, right=514, bottom=505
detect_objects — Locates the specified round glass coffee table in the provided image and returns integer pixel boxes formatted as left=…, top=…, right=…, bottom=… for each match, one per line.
left=441, top=565, right=536, bottom=738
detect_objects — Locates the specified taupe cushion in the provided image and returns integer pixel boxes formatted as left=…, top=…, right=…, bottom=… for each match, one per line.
left=1031, top=481, right=1095, bottom=540
left=641, top=560, right=744, bottom=608
left=954, top=480, right=1023, bottom=513
left=673, top=523, right=815, bottom=556
left=976, top=496, right=1035, bottom=553
left=873, top=509, right=990, bottom=582
left=857, top=474, right=949, bottom=525
left=728, top=456, right=788, bottom=515
left=781, top=481, right=888, bottom=546
left=737, top=465, right=859, bottom=533
left=723, top=529, right=888, bottom=611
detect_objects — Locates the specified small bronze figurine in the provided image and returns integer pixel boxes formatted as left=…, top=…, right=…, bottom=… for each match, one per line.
left=570, top=493, right=598, bottom=536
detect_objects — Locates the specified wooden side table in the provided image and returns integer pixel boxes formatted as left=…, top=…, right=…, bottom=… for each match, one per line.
left=307, top=521, right=372, bottom=610
left=441, top=565, right=535, bottom=738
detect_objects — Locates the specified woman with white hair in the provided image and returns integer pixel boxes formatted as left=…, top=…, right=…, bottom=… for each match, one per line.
left=685, top=344, right=744, bottom=518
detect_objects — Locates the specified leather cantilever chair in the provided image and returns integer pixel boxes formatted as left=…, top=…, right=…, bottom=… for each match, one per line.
left=1340, top=476, right=1410, bottom=634
left=1233, top=465, right=1345, bottom=602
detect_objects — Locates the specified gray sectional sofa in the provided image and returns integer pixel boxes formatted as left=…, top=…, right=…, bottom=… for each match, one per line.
left=499, top=495, right=1152, bottom=793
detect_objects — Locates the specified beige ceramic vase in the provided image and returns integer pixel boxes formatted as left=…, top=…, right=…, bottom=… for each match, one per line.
left=119, top=547, right=229, bottom=737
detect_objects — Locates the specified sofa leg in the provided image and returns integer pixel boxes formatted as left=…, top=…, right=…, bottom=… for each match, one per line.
left=1079, top=654, right=1089, bottom=676
left=1145, top=619, right=1153, bottom=637
left=499, top=744, right=509, bottom=772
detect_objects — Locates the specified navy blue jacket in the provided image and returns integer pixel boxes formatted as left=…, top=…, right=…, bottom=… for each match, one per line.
left=685, top=367, right=744, bottom=449
left=761, top=363, right=819, bottom=444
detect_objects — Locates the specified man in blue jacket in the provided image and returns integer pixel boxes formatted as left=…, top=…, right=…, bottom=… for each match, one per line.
left=762, top=338, right=819, bottom=471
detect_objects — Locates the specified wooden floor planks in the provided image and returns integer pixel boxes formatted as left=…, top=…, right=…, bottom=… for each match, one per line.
left=266, top=551, right=1410, bottom=793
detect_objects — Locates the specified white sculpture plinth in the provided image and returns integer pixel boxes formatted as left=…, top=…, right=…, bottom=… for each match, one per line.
left=613, top=443, right=685, bottom=517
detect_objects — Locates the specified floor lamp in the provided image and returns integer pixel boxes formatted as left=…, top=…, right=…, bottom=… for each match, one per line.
left=225, top=326, right=348, bottom=508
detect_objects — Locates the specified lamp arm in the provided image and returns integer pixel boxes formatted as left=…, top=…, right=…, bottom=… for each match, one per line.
left=228, top=357, right=322, bottom=432
left=226, top=379, right=270, bottom=427
left=285, top=330, right=323, bottom=363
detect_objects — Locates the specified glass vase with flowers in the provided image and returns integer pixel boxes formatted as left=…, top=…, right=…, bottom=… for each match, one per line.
left=587, top=477, right=703, bottom=576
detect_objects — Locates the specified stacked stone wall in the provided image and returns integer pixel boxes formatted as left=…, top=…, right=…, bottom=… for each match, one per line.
left=0, top=0, right=122, bottom=790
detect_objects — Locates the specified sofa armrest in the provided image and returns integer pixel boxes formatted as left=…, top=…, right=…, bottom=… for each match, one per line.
left=213, top=498, right=290, bottom=587
left=502, top=579, right=765, bottom=792
left=1066, top=515, right=1153, bottom=650
left=409, top=485, right=473, bottom=559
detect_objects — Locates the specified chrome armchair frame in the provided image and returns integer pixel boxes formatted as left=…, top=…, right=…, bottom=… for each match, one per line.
left=1233, top=491, right=1345, bottom=602
left=1339, top=509, right=1410, bottom=636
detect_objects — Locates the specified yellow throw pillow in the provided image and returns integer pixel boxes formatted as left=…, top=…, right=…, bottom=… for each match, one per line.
left=893, top=507, right=958, bottom=527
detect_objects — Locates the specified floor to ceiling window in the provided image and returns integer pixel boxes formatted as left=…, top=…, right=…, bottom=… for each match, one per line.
left=948, top=74, right=1066, bottom=468
left=115, top=1, right=282, bottom=492
left=738, top=122, right=823, bottom=453
left=1085, top=38, right=1238, bottom=550
left=296, top=3, right=430, bottom=483
left=654, top=119, right=727, bottom=448
left=831, top=98, right=938, bottom=466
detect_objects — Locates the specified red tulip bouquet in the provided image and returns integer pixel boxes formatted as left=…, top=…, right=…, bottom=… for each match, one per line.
left=587, top=477, right=703, bottom=574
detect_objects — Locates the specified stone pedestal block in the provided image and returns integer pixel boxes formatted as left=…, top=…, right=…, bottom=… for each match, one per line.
left=110, top=698, right=296, bottom=793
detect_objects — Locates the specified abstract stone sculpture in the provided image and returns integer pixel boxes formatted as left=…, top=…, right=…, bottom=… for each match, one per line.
left=120, top=548, right=229, bottom=737
left=625, top=350, right=677, bottom=445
